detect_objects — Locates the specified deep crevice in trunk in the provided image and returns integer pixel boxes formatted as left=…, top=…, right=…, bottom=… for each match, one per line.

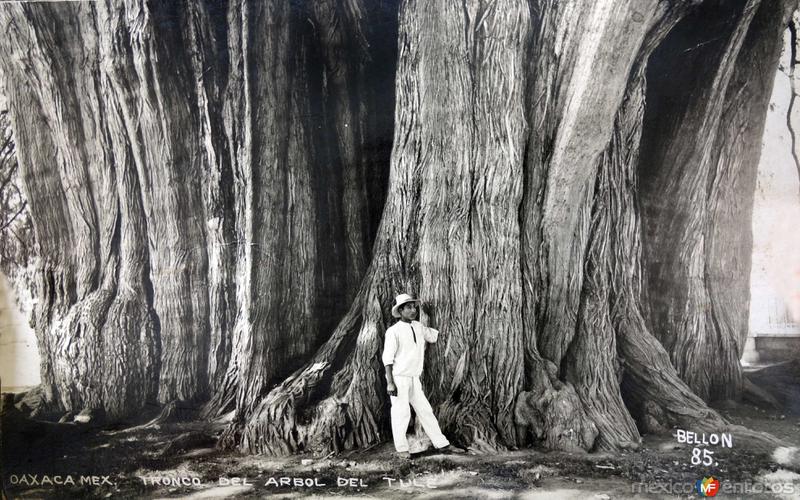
left=638, top=0, right=795, bottom=402
left=0, top=0, right=793, bottom=458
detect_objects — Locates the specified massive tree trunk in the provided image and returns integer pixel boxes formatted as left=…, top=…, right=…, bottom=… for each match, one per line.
left=311, top=0, right=370, bottom=300
left=0, top=0, right=383, bottom=420
left=520, top=0, right=690, bottom=452
left=638, top=0, right=797, bottom=402
left=0, top=3, right=162, bottom=416
left=0, top=0, right=792, bottom=455
left=226, top=0, right=786, bottom=455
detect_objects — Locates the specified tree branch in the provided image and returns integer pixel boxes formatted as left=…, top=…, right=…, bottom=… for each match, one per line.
left=0, top=199, right=27, bottom=232
left=786, top=19, right=800, bottom=188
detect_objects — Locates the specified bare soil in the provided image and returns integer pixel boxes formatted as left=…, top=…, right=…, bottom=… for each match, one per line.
left=2, top=401, right=799, bottom=499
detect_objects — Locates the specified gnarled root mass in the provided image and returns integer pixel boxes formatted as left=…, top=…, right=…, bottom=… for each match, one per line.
left=0, top=0, right=793, bottom=461
left=214, top=0, right=790, bottom=457
left=514, top=358, right=598, bottom=453
left=222, top=286, right=387, bottom=455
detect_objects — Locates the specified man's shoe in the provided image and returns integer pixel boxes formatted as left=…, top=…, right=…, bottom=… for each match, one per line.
left=436, top=444, right=465, bottom=454
left=397, top=451, right=412, bottom=459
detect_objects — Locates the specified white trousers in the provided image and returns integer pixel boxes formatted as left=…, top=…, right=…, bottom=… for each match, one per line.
left=390, top=375, right=449, bottom=452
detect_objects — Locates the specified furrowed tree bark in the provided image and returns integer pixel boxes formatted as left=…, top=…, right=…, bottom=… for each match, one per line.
left=0, top=0, right=372, bottom=420
left=311, top=0, right=371, bottom=301
left=564, top=90, right=645, bottom=452
left=224, top=0, right=320, bottom=423
left=184, top=0, right=239, bottom=400
left=590, top=49, right=780, bottom=452
left=0, top=2, right=161, bottom=416
left=232, top=0, right=778, bottom=456
left=522, top=0, right=681, bottom=370
left=0, top=0, right=791, bottom=458
left=704, top=0, right=799, bottom=393
left=413, top=0, right=529, bottom=450
left=232, top=0, right=532, bottom=454
left=638, top=0, right=796, bottom=401
left=104, top=0, right=214, bottom=405
left=518, top=0, right=697, bottom=452
left=203, top=0, right=386, bottom=421
left=598, top=68, right=731, bottom=443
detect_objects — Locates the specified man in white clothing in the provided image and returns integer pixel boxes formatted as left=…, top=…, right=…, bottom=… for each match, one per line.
left=382, top=293, right=464, bottom=458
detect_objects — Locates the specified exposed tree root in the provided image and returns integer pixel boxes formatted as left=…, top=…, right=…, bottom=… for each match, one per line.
left=437, top=398, right=503, bottom=453
left=41, top=285, right=158, bottom=421
left=746, top=360, right=800, bottom=414
left=618, top=308, right=725, bottom=429
left=201, top=312, right=249, bottom=420
left=201, top=371, right=237, bottom=420
left=567, top=173, right=641, bottom=452
left=220, top=288, right=372, bottom=455
left=515, top=358, right=598, bottom=453
left=156, top=431, right=217, bottom=458
left=617, top=308, right=786, bottom=452
left=102, top=399, right=211, bottom=437
left=10, top=386, right=53, bottom=419
left=742, top=377, right=781, bottom=410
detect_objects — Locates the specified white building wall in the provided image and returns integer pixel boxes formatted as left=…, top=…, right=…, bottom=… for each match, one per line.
left=0, top=272, right=40, bottom=391
left=750, top=30, right=800, bottom=338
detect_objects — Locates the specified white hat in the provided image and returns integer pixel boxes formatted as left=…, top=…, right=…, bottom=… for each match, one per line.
left=391, top=293, right=420, bottom=318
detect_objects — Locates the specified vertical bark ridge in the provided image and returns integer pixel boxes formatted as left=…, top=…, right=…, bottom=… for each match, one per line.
left=704, top=0, right=798, bottom=394
left=184, top=0, right=239, bottom=398
left=516, top=0, right=690, bottom=452
left=0, top=1, right=165, bottom=417
left=230, top=0, right=319, bottom=421
left=638, top=0, right=769, bottom=401
left=101, top=102, right=160, bottom=417
left=566, top=93, right=644, bottom=451
left=564, top=3, right=699, bottom=452
left=0, top=73, right=75, bottom=409
left=418, top=0, right=528, bottom=450
left=522, top=0, right=680, bottom=369
left=114, top=0, right=212, bottom=404
left=311, top=0, right=371, bottom=302
left=1, top=3, right=97, bottom=411
left=608, top=43, right=778, bottom=450
left=228, top=0, right=422, bottom=449
left=605, top=65, right=730, bottom=440
left=202, top=0, right=250, bottom=419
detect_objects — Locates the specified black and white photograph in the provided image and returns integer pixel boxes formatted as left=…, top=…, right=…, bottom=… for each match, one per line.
left=1, top=0, right=800, bottom=498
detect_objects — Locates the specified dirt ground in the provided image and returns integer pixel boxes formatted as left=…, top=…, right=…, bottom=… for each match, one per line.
left=2, top=401, right=800, bottom=500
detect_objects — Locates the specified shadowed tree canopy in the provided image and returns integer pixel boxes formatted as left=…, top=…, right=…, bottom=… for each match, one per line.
left=0, top=0, right=796, bottom=455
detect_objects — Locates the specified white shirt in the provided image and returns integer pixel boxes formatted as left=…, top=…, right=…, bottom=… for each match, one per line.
left=382, top=320, right=439, bottom=377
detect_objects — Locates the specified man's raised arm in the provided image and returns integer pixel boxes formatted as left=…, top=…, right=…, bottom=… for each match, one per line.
left=418, top=305, right=439, bottom=343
